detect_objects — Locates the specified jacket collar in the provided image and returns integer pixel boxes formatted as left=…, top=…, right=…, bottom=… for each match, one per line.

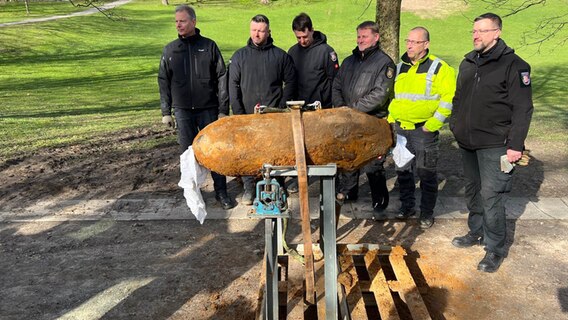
left=353, top=43, right=381, bottom=61
left=311, top=31, right=326, bottom=47
left=400, top=49, right=430, bottom=66
left=293, top=31, right=326, bottom=52
left=178, top=28, right=201, bottom=43
left=465, top=38, right=514, bottom=65
left=247, top=36, right=275, bottom=51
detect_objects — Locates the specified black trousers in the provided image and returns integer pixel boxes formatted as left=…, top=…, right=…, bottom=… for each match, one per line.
left=174, top=107, right=228, bottom=196
left=395, top=126, right=439, bottom=217
left=336, top=158, right=388, bottom=209
left=461, top=146, right=512, bottom=256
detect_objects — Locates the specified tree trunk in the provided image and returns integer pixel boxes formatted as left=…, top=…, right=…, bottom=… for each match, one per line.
left=24, top=0, right=30, bottom=14
left=161, top=0, right=169, bottom=5
left=260, top=0, right=269, bottom=4
left=376, top=0, right=402, bottom=62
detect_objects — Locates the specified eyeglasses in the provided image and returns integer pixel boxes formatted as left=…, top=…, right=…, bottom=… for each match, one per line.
left=404, top=39, right=428, bottom=45
left=471, top=29, right=499, bottom=35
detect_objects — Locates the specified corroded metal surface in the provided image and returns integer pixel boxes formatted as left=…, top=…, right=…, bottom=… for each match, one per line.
left=193, top=107, right=393, bottom=176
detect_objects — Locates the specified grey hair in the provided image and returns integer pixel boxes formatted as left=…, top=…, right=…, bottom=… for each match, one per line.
left=175, top=5, right=196, bottom=20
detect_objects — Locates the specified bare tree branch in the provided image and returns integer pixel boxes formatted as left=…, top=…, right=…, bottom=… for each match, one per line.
left=359, top=0, right=373, bottom=19
left=464, top=0, right=567, bottom=50
left=521, top=13, right=568, bottom=53
left=468, top=0, right=546, bottom=16
left=500, top=0, right=546, bottom=18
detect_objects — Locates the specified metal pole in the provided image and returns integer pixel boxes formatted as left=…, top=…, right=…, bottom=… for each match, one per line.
left=321, top=175, right=338, bottom=319
left=265, top=218, right=279, bottom=319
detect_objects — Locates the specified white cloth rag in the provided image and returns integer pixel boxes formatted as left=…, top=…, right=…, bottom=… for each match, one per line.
left=392, top=134, right=415, bottom=169
left=178, top=146, right=210, bottom=224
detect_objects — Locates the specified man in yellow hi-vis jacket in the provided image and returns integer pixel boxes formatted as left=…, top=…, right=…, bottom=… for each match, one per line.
left=388, top=26, right=456, bottom=229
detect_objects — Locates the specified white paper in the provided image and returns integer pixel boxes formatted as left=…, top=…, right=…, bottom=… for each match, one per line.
left=392, top=134, right=415, bottom=169
left=500, top=154, right=515, bottom=173
left=178, top=146, right=210, bottom=224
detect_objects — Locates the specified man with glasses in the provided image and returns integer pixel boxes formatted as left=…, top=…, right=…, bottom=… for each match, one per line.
left=388, top=27, right=456, bottom=229
left=450, top=13, right=533, bottom=273
left=332, top=21, right=395, bottom=214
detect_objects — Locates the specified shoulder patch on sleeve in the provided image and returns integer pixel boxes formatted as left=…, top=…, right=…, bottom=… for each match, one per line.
left=386, top=66, right=395, bottom=79
left=519, top=70, right=531, bottom=87
left=329, top=51, right=338, bottom=62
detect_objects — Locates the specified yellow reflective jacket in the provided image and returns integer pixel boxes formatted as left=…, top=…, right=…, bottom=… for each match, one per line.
left=387, top=51, right=456, bottom=132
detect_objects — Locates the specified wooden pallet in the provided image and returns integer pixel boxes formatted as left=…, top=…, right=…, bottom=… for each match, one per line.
left=337, top=244, right=431, bottom=320
left=258, top=244, right=431, bottom=320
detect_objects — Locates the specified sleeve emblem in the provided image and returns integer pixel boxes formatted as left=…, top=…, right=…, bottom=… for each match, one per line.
left=386, top=66, right=395, bottom=79
left=520, top=70, right=531, bottom=87
left=330, top=51, right=338, bottom=62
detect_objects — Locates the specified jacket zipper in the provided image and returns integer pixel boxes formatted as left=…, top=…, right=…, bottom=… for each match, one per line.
left=467, top=56, right=480, bottom=147
left=261, top=50, right=267, bottom=105
left=187, top=43, right=194, bottom=108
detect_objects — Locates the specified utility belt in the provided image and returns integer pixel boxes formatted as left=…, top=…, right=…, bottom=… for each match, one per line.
left=396, top=120, right=426, bottom=130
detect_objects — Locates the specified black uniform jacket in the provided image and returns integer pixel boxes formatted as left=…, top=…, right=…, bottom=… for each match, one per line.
left=450, top=39, right=533, bottom=151
left=158, top=29, right=229, bottom=116
left=229, top=37, right=297, bottom=115
left=288, top=31, right=339, bottom=107
left=332, top=44, right=395, bottom=117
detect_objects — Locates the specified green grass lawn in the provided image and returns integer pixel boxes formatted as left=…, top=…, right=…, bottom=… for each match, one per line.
left=0, top=0, right=566, bottom=160
left=0, top=1, right=85, bottom=23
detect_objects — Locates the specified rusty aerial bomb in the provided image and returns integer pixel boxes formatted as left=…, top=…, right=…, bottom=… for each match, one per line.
left=192, top=107, right=393, bottom=176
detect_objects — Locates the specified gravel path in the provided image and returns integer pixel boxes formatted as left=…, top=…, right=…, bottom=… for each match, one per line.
left=0, top=0, right=131, bottom=28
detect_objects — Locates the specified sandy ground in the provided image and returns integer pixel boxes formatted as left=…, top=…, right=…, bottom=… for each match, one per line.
left=1, top=218, right=567, bottom=319
left=1, top=125, right=567, bottom=319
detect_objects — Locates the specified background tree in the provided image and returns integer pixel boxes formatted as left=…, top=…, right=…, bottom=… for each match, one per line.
left=375, top=0, right=402, bottom=62
left=373, top=0, right=566, bottom=62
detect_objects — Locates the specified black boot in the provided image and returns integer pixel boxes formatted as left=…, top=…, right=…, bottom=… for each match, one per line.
left=477, top=251, right=504, bottom=273
left=452, top=234, right=483, bottom=248
left=368, top=172, right=389, bottom=212
left=215, top=192, right=236, bottom=210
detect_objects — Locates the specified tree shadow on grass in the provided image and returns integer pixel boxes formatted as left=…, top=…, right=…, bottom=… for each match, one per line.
left=531, top=65, right=568, bottom=131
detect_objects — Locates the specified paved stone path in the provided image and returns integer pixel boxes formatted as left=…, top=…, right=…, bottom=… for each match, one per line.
left=2, top=194, right=566, bottom=222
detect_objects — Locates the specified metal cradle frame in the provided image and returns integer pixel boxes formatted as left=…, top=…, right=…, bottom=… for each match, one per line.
left=257, top=164, right=339, bottom=320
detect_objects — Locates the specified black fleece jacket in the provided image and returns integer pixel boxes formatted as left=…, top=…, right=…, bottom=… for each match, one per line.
left=450, top=39, right=533, bottom=151
left=158, top=29, right=228, bottom=115
left=228, top=37, right=297, bottom=115
left=288, top=31, right=339, bottom=107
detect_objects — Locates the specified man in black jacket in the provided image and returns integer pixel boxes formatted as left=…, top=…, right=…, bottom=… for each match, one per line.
left=228, top=14, right=297, bottom=204
left=285, top=13, right=339, bottom=193
left=288, top=13, right=339, bottom=108
left=229, top=14, right=297, bottom=114
left=450, top=13, right=533, bottom=273
left=158, top=5, right=235, bottom=210
left=332, top=21, right=395, bottom=215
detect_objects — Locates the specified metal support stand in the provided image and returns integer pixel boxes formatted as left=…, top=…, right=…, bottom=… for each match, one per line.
left=319, top=167, right=338, bottom=320
left=265, top=218, right=279, bottom=319
left=255, top=164, right=338, bottom=320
